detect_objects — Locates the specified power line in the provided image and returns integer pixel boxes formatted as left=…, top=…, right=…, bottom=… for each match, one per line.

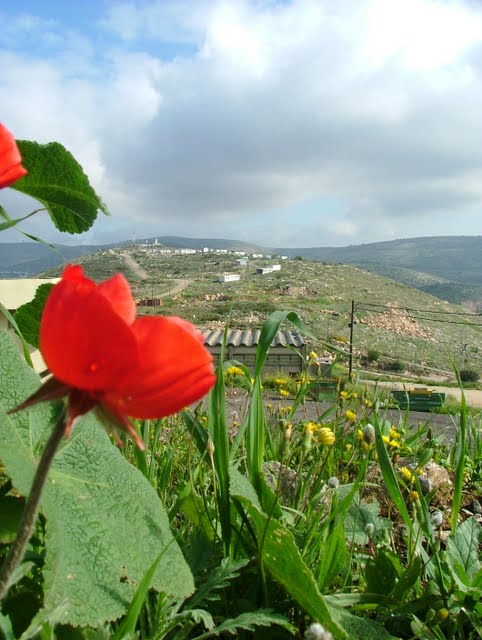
left=358, top=301, right=481, bottom=317
left=356, top=305, right=482, bottom=328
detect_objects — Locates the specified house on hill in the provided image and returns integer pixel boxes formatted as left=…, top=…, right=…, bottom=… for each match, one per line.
left=218, top=274, right=240, bottom=283
left=256, top=267, right=273, bottom=275
left=202, top=328, right=307, bottom=373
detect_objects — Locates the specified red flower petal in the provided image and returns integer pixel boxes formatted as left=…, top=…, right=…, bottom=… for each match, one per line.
left=0, top=123, right=27, bottom=189
left=97, top=273, right=136, bottom=325
left=40, top=267, right=139, bottom=391
left=102, top=316, right=215, bottom=418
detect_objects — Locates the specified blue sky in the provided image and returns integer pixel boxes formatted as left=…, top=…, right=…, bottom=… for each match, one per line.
left=1, top=0, right=482, bottom=248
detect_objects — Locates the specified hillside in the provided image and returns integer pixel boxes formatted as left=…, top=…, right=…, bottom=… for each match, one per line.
left=40, top=246, right=482, bottom=379
left=2, top=235, right=482, bottom=306
left=277, top=236, right=482, bottom=307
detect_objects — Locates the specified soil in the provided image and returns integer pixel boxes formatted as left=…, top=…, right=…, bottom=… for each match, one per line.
left=223, top=390, right=462, bottom=443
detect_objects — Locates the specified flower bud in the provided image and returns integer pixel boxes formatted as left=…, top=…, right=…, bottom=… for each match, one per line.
left=362, top=424, right=376, bottom=445
left=305, top=623, right=334, bottom=640
left=206, top=437, right=215, bottom=458
left=327, top=476, right=339, bottom=489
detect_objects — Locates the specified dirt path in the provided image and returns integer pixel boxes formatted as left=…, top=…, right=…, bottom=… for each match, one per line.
left=121, top=253, right=149, bottom=280
left=159, top=279, right=191, bottom=296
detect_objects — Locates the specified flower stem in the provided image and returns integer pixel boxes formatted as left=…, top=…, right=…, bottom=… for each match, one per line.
left=0, top=408, right=66, bottom=601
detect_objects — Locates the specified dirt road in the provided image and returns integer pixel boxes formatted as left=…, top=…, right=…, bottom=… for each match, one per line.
left=159, top=279, right=191, bottom=296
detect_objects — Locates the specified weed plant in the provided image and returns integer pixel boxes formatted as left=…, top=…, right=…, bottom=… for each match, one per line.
left=1, top=312, right=482, bottom=639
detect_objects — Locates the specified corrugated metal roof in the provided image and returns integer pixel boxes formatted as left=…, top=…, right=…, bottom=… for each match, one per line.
left=202, top=328, right=306, bottom=348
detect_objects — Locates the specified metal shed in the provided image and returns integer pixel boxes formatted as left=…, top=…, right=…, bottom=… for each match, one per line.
left=202, top=328, right=307, bottom=373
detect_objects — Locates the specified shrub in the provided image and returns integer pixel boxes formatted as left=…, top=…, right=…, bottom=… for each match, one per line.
left=262, top=371, right=298, bottom=395
left=459, top=368, right=480, bottom=383
left=380, top=358, right=404, bottom=372
left=366, top=348, right=380, bottom=363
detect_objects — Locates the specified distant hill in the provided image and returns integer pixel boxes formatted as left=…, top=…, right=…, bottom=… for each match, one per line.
left=0, top=242, right=107, bottom=277
left=0, top=237, right=268, bottom=278
left=1, top=235, right=482, bottom=307
left=276, top=236, right=482, bottom=307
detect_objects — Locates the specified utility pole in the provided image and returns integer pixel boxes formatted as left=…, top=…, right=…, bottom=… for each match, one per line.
left=349, top=300, right=355, bottom=378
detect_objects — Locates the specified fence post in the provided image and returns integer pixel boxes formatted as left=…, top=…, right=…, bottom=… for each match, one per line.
left=349, top=300, right=355, bottom=378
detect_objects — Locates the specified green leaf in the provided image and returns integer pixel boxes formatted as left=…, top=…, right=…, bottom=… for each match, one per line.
left=327, top=605, right=395, bottom=640
left=0, top=302, right=34, bottom=368
left=373, top=418, right=414, bottom=535
left=0, top=496, right=24, bottom=544
left=317, top=523, right=347, bottom=591
left=364, top=549, right=404, bottom=596
left=111, top=550, right=165, bottom=640
left=13, top=283, right=54, bottom=349
left=344, top=500, right=391, bottom=545
left=188, top=558, right=250, bottom=609
left=446, top=517, right=482, bottom=585
left=12, top=141, right=108, bottom=234
left=254, top=311, right=315, bottom=378
left=0, top=331, right=194, bottom=627
left=229, top=468, right=344, bottom=639
left=191, top=609, right=295, bottom=639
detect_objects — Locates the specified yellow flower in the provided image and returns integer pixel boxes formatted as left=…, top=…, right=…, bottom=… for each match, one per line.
left=309, top=351, right=318, bottom=360
left=399, top=466, right=413, bottom=482
left=352, top=392, right=358, bottom=399
left=340, top=390, right=348, bottom=398
left=382, top=435, right=390, bottom=445
left=409, top=490, right=419, bottom=502
left=344, top=443, right=353, bottom=451
left=316, top=427, right=335, bottom=446
left=275, top=378, right=287, bottom=386
left=390, top=427, right=401, bottom=440
left=227, top=366, right=244, bottom=376
left=305, top=421, right=319, bottom=433
left=364, top=399, right=373, bottom=407
left=357, top=429, right=364, bottom=441
left=280, top=389, right=290, bottom=397
left=345, top=410, right=357, bottom=422
left=388, top=440, right=400, bottom=449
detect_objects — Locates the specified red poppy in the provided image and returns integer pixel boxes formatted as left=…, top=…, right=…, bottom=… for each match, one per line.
left=12, top=265, right=216, bottom=449
left=0, top=123, right=27, bottom=189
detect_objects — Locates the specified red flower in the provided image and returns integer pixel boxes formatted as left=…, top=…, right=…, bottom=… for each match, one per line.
left=0, top=123, right=27, bottom=189
left=12, top=265, right=216, bottom=449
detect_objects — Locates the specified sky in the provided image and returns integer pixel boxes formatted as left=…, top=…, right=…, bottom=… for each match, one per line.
left=1, top=0, right=482, bottom=248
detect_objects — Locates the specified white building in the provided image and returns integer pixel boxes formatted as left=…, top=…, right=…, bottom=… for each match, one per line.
left=218, top=274, right=241, bottom=283
left=256, top=267, right=273, bottom=275
left=272, top=264, right=281, bottom=271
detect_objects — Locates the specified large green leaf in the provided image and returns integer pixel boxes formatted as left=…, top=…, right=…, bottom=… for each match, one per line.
left=0, top=331, right=194, bottom=626
left=12, top=283, right=54, bottom=349
left=446, top=517, right=482, bottom=586
left=12, top=141, right=108, bottom=234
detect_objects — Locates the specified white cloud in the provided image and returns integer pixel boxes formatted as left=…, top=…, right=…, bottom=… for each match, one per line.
left=1, top=0, right=482, bottom=247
